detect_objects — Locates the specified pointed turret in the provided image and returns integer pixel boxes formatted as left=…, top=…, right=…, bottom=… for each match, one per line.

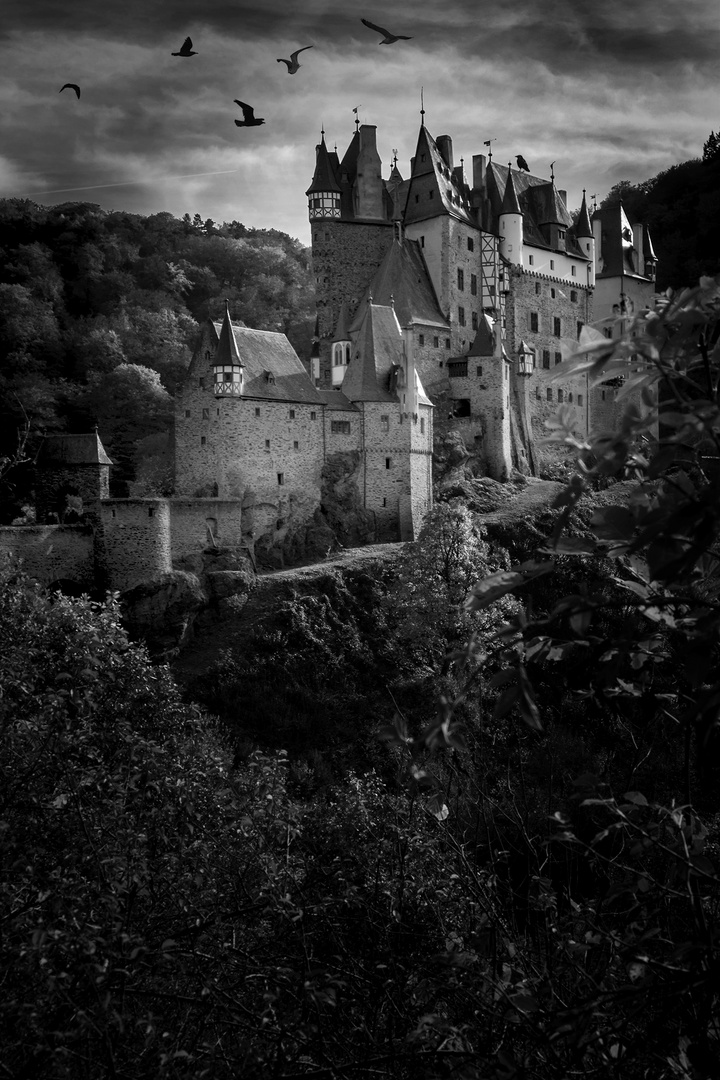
left=642, top=224, right=657, bottom=282
left=341, top=301, right=401, bottom=403
left=499, top=166, right=523, bottom=266
left=575, top=190, right=595, bottom=285
left=306, top=135, right=342, bottom=220
left=536, top=179, right=571, bottom=251
left=213, top=301, right=244, bottom=396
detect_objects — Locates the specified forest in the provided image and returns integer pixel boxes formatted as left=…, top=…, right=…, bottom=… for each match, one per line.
left=0, top=199, right=315, bottom=515
left=2, top=276, right=720, bottom=1077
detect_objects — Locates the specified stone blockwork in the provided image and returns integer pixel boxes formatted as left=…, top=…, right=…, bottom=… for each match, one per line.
left=96, top=499, right=172, bottom=592
left=310, top=220, right=394, bottom=383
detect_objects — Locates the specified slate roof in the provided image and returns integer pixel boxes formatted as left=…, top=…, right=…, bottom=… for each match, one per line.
left=305, top=136, right=342, bottom=195
left=36, top=433, right=113, bottom=467
left=342, top=302, right=403, bottom=403
left=315, top=389, right=359, bottom=412
left=404, top=126, right=475, bottom=227
left=350, top=236, right=448, bottom=331
left=575, top=191, right=593, bottom=238
left=467, top=315, right=496, bottom=357
left=209, top=320, right=325, bottom=404
left=486, top=162, right=588, bottom=258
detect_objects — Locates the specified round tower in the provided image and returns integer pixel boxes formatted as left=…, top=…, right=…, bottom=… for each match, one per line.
left=96, top=499, right=171, bottom=591
left=499, top=165, right=523, bottom=266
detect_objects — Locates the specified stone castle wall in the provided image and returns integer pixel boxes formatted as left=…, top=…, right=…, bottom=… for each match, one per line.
left=96, top=499, right=172, bottom=591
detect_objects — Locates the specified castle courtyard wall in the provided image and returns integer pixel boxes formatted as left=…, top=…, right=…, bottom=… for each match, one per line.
left=0, top=525, right=95, bottom=589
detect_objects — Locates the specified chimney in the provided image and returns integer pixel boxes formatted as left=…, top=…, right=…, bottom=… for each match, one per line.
left=436, top=134, right=454, bottom=169
left=472, top=154, right=486, bottom=191
left=355, top=125, right=384, bottom=219
left=558, top=189, right=567, bottom=205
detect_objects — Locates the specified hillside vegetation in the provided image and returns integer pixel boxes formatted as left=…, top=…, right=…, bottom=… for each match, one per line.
left=0, top=200, right=315, bottom=513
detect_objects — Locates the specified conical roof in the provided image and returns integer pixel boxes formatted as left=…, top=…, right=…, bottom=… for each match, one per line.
left=332, top=301, right=351, bottom=342
left=351, top=235, right=447, bottom=330
left=575, top=191, right=593, bottom=238
left=305, top=135, right=342, bottom=195
left=500, top=166, right=522, bottom=216
left=215, top=300, right=243, bottom=367
left=467, top=315, right=495, bottom=357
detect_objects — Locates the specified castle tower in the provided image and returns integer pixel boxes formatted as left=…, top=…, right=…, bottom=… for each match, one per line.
left=537, top=178, right=572, bottom=252
left=468, top=316, right=512, bottom=480
left=35, top=432, right=112, bottom=523
left=499, top=166, right=523, bottom=266
left=306, top=127, right=393, bottom=388
left=575, top=190, right=595, bottom=287
left=213, top=300, right=244, bottom=397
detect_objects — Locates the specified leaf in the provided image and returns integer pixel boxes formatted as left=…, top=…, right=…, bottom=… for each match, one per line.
left=623, top=791, right=648, bottom=806
left=466, top=560, right=553, bottom=611
left=426, top=794, right=450, bottom=821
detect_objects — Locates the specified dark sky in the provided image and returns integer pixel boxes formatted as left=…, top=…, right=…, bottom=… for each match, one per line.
left=1, top=0, right=716, bottom=242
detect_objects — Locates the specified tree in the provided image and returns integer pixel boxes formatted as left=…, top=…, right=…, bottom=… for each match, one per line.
left=703, top=129, right=720, bottom=163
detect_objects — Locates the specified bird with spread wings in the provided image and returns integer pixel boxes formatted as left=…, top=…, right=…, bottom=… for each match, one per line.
left=360, top=18, right=412, bottom=44
left=277, top=46, right=314, bottom=74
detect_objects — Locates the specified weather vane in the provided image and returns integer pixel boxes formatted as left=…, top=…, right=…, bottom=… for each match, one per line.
left=420, top=86, right=425, bottom=122
left=483, top=138, right=496, bottom=161
left=392, top=148, right=398, bottom=168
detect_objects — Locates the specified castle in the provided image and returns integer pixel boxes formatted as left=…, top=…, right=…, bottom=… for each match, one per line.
left=0, top=117, right=658, bottom=594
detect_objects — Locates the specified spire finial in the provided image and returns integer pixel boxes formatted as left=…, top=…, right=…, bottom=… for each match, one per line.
left=352, top=104, right=361, bottom=131
left=392, top=147, right=398, bottom=168
left=550, top=160, right=556, bottom=182
left=420, top=86, right=425, bottom=122
left=320, top=123, right=325, bottom=139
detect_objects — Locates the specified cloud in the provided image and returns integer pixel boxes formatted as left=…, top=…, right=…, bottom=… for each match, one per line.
left=0, top=0, right=717, bottom=242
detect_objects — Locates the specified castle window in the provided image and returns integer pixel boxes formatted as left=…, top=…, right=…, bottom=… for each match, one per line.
left=420, top=418, right=425, bottom=433
left=568, top=392, right=573, bottom=402
left=420, top=235, right=424, bottom=246
left=421, top=153, right=426, bottom=162
left=111, top=509, right=116, bottom=518
left=476, top=365, right=482, bottom=376
left=458, top=306, right=466, bottom=326
left=577, top=321, right=584, bottom=339
left=429, top=190, right=434, bottom=199
left=547, top=388, right=553, bottom=401
left=578, top=393, right=583, bottom=405
left=293, top=441, right=299, bottom=449
left=535, top=282, right=541, bottom=295
left=451, top=399, right=471, bottom=417
left=528, top=255, right=534, bottom=265
left=604, top=327, right=613, bottom=339
left=467, top=237, right=474, bottom=251
left=551, top=288, right=556, bottom=299
left=148, top=508, right=154, bottom=517
left=457, top=269, right=464, bottom=290
left=202, top=408, right=210, bottom=420
left=331, top=420, right=350, bottom=434
left=571, top=265, right=577, bottom=276
left=198, top=378, right=205, bottom=389
left=558, top=389, right=564, bottom=403
left=217, top=409, right=220, bottom=416
left=185, top=410, right=191, bottom=417
left=550, top=259, right=555, bottom=270
left=277, top=473, right=284, bottom=485
left=530, top=312, right=539, bottom=332
left=382, top=497, right=387, bottom=507
left=535, top=385, right=541, bottom=399
left=289, top=409, right=295, bottom=419
left=555, top=351, right=562, bottom=365
left=201, top=436, right=206, bottom=445
left=255, top=407, right=261, bottom=416
left=602, top=390, right=606, bottom=400
left=265, top=439, right=270, bottom=448
left=543, top=350, right=550, bottom=369
left=445, top=338, right=451, bottom=348
left=439, top=360, right=444, bottom=367
left=385, top=457, right=392, bottom=469
left=553, top=317, right=561, bottom=337
left=448, top=359, right=468, bottom=378
left=471, top=311, right=478, bottom=330
left=205, top=351, right=210, bottom=362
left=311, top=411, right=316, bottom=420
left=433, top=336, right=439, bottom=347
left=381, top=415, right=389, bottom=433
left=470, top=274, right=477, bottom=296
left=571, top=290, right=578, bottom=302
left=419, top=334, right=425, bottom=346
left=415, top=194, right=419, bottom=203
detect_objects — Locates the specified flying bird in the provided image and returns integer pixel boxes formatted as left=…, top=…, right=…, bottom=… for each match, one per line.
left=516, top=155, right=530, bottom=172
left=277, top=46, right=313, bottom=73
left=172, top=37, right=197, bottom=56
left=234, top=100, right=265, bottom=127
left=360, top=18, right=412, bottom=43
left=59, top=83, right=80, bottom=99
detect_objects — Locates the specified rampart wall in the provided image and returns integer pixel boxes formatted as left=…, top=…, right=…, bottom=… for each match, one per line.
left=0, top=525, right=95, bottom=588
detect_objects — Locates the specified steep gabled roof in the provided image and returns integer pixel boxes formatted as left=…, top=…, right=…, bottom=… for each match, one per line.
left=351, top=236, right=448, bottom=330
left=403, top=125, right=475, bottom=227
left=467, top=314, right=496, bottom=357
left=36, top=433, right=113, bottom=467
left=500, top=168, right=522, bottom=216
left=209, top=320, right=325, bottom=404
left=486, top=162, right=587, bottom=258
left=342, top=301, right=403, bottom=403
left=215, top=300, right=243, bottom=367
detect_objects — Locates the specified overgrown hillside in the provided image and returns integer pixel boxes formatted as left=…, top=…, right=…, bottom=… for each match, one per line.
left=0, top=199, right=315, bottom=512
